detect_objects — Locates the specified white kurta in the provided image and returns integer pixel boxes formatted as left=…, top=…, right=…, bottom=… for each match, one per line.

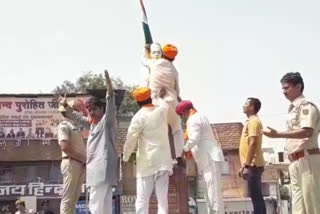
left=123, top=101, right=173, bottom=214
left=65, top=95, right=118, bottom=214
left=66, top=95, right=118, bottom=187
left=123, top=101, right=173, bottom=178
left=141, top=57, right=180, bottom=102
left=185, top=112, right=225, bottom=214
left=141, top=57, right=184, bottom=158
left=185, top=112, right=224, bottom=169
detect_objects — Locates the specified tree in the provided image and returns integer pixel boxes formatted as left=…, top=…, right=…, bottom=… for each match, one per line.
left=53, top=71, right=139, bottom=116
left=52, top=80, right=77, bottom=95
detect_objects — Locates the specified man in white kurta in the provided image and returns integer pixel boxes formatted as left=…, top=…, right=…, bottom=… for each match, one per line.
left=60, top=70, right=118, bottom=214
left=176, top=100, right=225, bottom=214
left=141, top=43, right=184, bottom=160
left=123, top=87, right=173, bottom=214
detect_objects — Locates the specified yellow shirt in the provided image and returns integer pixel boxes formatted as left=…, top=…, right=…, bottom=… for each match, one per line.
left=239, top=115, right=265, bottom=167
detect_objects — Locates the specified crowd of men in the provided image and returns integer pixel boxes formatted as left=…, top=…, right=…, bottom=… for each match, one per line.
left=51, top=43, right=227, bottom=214
left=46, top=42, right=319, bottom=214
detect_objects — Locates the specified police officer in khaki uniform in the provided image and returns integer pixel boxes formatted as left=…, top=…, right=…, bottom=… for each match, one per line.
left=58, top=100, right=87, bottom=214
left=264, top=72, right=320, bottom=214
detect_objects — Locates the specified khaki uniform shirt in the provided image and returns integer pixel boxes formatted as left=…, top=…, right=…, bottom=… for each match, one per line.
left=57, top=119, right=86, bottom=160
left=286, top=95, right=320, bottom=154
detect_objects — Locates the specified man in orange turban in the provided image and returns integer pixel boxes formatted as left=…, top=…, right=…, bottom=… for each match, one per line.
left=132, top=87, right=152, bottom=105
left=123, top=86, right=173, bottom=214
left=162, top=44, right=178, bottom=61
left=140, top=43, right=184, bottom=163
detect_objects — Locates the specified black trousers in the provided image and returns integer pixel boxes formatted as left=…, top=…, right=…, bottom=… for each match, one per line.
left=247, top=167, right=266, bottom=214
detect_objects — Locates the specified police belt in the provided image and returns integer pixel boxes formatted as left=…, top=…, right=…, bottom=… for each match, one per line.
left=289, top=148, right=320, bottom=162
left=62, top=156, right=83, bottom=164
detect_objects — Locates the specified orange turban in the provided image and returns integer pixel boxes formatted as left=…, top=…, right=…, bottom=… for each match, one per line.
left=162, top=44, right=178, bottom=60
left=133, top=87, right=151, bottom=102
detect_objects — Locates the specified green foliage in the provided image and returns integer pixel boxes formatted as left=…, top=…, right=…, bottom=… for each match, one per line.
left=52, top=71, right=139, bottom=116
left=52, top=80, right=77, bottom=95
left=118, top=90, right=138, bottom=116
left=76, top=72, right=105, bottom=92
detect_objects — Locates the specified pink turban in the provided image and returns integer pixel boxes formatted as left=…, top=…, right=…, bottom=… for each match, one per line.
left=176, top=100, right=194, bottom=116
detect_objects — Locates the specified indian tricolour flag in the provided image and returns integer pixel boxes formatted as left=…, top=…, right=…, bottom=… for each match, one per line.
left=139, top=0, right=153, bottom=45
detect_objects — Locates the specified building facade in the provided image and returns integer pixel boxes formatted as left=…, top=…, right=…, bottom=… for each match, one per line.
left=0, top=94, right=287, bottom=214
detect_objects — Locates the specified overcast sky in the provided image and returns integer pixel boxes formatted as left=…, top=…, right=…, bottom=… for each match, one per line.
left=0, top=0, right=319, bottom=136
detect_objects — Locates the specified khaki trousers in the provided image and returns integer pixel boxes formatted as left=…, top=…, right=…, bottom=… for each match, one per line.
left=60, top=159, right=85, bottom=214
left=289, top=153, right=320, bottom=214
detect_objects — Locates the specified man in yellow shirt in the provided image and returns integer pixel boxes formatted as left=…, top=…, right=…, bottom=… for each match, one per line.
left=239, top=97, right=266, bottom=214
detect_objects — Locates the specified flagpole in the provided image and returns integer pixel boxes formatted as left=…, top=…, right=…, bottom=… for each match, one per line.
left=139, top=0, right=153, bottom=45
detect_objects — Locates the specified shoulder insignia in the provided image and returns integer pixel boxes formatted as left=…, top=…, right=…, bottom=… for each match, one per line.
left=301, top=100, right=320, bottom=113
left=302, top=108, right=309, bottom=115
left=59, top=125, right=68, bottom=133
left=59, top=121, right=70, bottom=129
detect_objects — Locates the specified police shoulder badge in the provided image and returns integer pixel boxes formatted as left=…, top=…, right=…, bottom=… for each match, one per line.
left=302, top=108, right=309, bottom=115
left=59, top=124, right=68, bottom=132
